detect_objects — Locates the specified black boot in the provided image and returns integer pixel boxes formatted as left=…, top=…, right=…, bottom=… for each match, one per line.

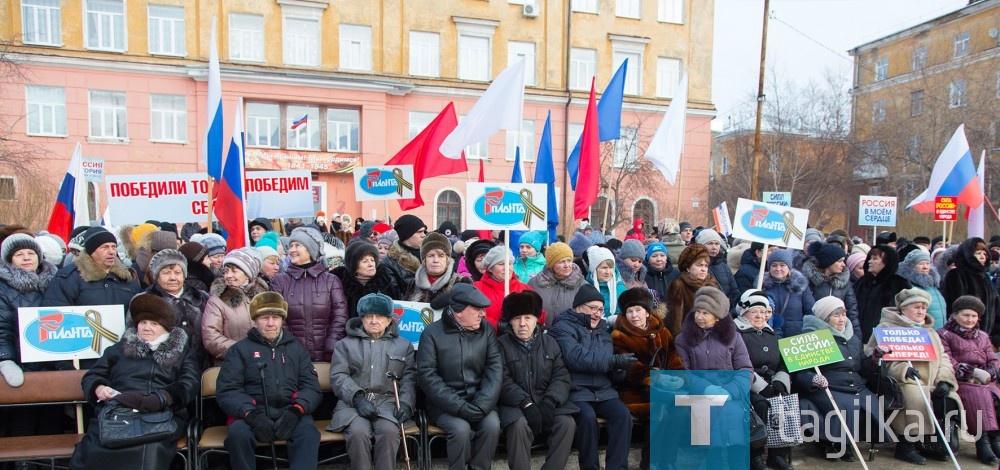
left=767, top=448, right=793, bottom=470
left=750, top=453, right=768, bottom=470
left=895, top=441, right=927, bottom=465
left=977, top=435, right=999, bottom=464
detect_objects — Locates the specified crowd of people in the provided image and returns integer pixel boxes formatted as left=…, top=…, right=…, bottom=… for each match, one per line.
left=2, top=213, right=1000, bottom=469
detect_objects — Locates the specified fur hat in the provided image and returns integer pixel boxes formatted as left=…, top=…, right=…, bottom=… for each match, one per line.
left=953, top=295, right=986, bottom=317
left=808, top=242, right=846, bottom=270
left=766, top=249, right=793, bottom=270
left=735, top=289, right=769, bottom=317
left=573, top=283, right=604, bottom=309
left=544, top=242, right=573, bottom=268
left=501, top=291, right=543, bottom=322
left=393, top=215, right=427, bottom=243
left=645, top=242, right=667, bottom=262
left=812, top=296, right=846, bottom=322
left=178, top=242, right=207, bottom=263
left=83, top=226, right=117, bottom=255
left=518, top=231, right=545, bottom=253
left=692, top=286, right=730, bottom=320
left=2, top=233, right=41, bottom=264
left=357, top=293, right=394, bottom=318
left=150, top=231, right=177, bottom=252
left=345, top=241, right=379, bottom=274
left=129, top=293, right=176, bottom=330
left=378, top=230, right=398, bottom=248
left=420, top=232, right=452, bottom=260
left=902, top=248, right=930, bottom=266
left=249, top=292, right=288, bottom=320
left=199, top=234, right=226, bottom=257
left=289, top=227, right=324, bottom=261
left=223, top=249, right=260, bottom=280
left=481, top=245, right=513, bottom=273
left=149, top=249, right=187, bottom=279
left=677, top=243, right=710, bottom=272
left=894, top=288, right=931, bottom=310
left=619, top=239, right=645, bottom=260
left=618, top=287, right=653, bottom=314
left=876, top=231, right=897, bottom=246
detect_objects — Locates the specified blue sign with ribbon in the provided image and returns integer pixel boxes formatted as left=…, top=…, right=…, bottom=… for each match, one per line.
left=352, top=165, right=414, bottom=201
left=466, top=183, right=547, bottom=230
left=392, top=301, right=442, bottom=349
left=731, top=198, right=810, bottom=250
left=18, top=305, right=125, bottom=362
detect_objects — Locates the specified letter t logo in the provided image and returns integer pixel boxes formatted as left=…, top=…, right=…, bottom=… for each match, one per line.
left=675, top=394, right=728, bottom=445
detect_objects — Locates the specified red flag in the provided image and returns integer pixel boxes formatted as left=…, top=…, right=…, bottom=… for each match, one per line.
left=574, top=79, right=600, bottom=219
left=387, top=102, right=467, bottom=210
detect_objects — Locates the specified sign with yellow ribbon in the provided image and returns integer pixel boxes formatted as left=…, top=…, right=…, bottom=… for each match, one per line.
left=17, top=305, right=126, bottom=363
left=352, top=165, right=415, bottom=201
left=730, top=198, right=810, bottom=250
left=391, top=301, right=443, bottom=349
left=466, top=182, right=548, bottom=230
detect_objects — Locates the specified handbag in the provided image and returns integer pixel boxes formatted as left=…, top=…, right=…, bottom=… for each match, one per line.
left=766, top=393, right=803, bottom=447
left=98, top=400, right=178, bottom=449
left=749, top=406, right=767, bottom=449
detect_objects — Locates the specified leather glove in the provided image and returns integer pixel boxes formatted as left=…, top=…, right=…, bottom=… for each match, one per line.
left=137, top=392, right=168, bottom=412
left=537, top=399, right=557, bottom=431
left=771, top=381, right=788, bottom=396
left=0, top=360, right=24, bottom=387
left=273, top=406, right=304, bottom=440
left=394, top=403, right=413, bottom=424
left=115, top=391, right=144, bottom=409
left=245, top=409, right=276, bottom=443
left=458, top=402, right=486, bottom=423
left=932, top=382, right=953, bottom=399
left=905, top=367, right=921, bottom=381
left=610, top=353, right=638, bottom=372
left=521, top=402, right=545, bottom=436
left=811, top=374, right=829, bottom=389
left=871, top=345, right=892, bottom=359
left=353, top=392, right=379, bottom=420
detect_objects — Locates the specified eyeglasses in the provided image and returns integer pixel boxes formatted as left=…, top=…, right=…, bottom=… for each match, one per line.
left=581, top=303, right=605, bottom=314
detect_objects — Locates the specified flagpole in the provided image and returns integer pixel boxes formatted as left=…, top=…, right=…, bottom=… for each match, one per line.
left=674, top=159, right=684, bottom=221
left=206, top=178, right=214, bottom=234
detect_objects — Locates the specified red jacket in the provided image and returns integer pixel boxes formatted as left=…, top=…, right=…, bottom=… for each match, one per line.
left=474, top=274, right=545, bottom=328
left=625, top=218, right=646, bottom=243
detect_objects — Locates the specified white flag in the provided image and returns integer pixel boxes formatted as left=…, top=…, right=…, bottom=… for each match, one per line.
left=439, top=58, right=526, bottom=159
left=644, top=72, right=688, bottom=185
left=968, top=150, right=986, bottom=239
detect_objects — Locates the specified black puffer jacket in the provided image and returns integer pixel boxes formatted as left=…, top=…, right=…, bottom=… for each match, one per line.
left=0, top=261, right=57, bottom=367
left=644, top=261, right=679, bottom=304
left=802, top=258, right=862, bottom=340
left=269, top=262, right=348, bottom=361
left=853, top=246, right=911, bottom=343
left=942, top=237, right=1000, bottom=345
left=216, top=328, right=322, bottom=419
left=548, top=309, right=618, bottom=402
left=709, top=252, right=740, bottom=308
left=145, top=282, right=211, bottom=370
left=417, top=310, right=503, bottom=423
left=42, top=252, right=140, bottom=310
left=332, top=264, right=401, bottom=317
left=735, top=249, right=761, bottom=294
left=497, top=327, right=578, bottom=428
left=735, top=317, right=790, bottom=398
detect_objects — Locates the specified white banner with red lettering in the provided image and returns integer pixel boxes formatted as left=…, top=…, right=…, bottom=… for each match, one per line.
left=106, top=171, right=314, bottom=224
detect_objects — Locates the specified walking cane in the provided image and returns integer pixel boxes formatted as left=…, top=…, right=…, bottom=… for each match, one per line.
left=257, top=362, right=279, bottom=470
left=386, top=359, right=412, bottom=470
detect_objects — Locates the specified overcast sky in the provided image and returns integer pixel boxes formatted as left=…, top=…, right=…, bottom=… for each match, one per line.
left=711, top=0, right=970, bottom=131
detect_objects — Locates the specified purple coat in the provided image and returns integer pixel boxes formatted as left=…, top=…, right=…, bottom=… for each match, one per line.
left=675, top=314, right=753, bottom=373
left=938, top=319, right=1000, bottom=436
left=269, top=263, right=348, bottom=362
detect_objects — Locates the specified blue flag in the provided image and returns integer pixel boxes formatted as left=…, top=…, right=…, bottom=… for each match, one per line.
left=534, top=112, right=559, bottom=243
left=566, top=58, right=627, bottom=190
left=511, top=147, right=524, bottom=183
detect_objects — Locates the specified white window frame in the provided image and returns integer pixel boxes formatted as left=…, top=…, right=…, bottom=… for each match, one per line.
left=434, top=187, right=464, bottom=229
left=409, top=111, right=436, bottom=139
left=611, top=35, right=648, bottom=96
left=506, top=120, right=536, bottom=162
left=21, top=0, right=62, bottom=46
left=571, top=0, right=598, bottom=13
left=88, top=89, right=128, bottom=141
left=454, top=18, right=498, bottom=82
left=949, top=79, right=967, bottom=108
left=613, top=127, right=639, bottom=168
left=149, top=93, right=187, bottom=143
left=508, top=41, right=536, bottom=86
left=327, top=108, right=360, bottom=153
left=657, top=0, right=684, bottom=24
left=340, top=24, right=372, bottom=72
left=229, top=13, right=264, bottom=62
left=25, top=85, right=67, bottom=137
left=459, top=115, right=489, bottom=160
left=409, top=31, right=440, bottom=77
left=283, top=16, right=320, bottom=67
left=615, top=0, right=641, bottom=19
left=570, top=48, right=596, bottom=91
left=872, top=99, right=886, bottom=124
left=656, top=57, right=682, bottom=98
left=912, top=46, right=926, bottom=71
left=874, top=58, right=887, bottom=81
left=246, top=102, right=280, bottom=148
left=567, top=122, right=583, bottom=153
left=954, top=32, right=971, bottom=59
left=147, top=5, right=184, bottom=56
left=286, top=105, right=320, bottom=151
left=84, top=0, right=126, bottom=52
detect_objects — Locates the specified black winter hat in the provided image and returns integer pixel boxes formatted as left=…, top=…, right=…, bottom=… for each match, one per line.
left=875, top=231, right=897, bottom=245
left=808, top=242, right=846, bottom=270
left=129, top=293, right=176, bottom=330
left=436, top=221, right=459, bottom=238
left=573, top=284, right=604, bottom=309
left=618, top=287, right=653, bottom=314
left=83, top=227, right=117, bottom=255
left=394, top=215, right=427, bottom=242
left=345, top=241, right=379, bottom=274
left=501, top=291, right=543, bottom=322
left=248, top=217, right=273, bottom=233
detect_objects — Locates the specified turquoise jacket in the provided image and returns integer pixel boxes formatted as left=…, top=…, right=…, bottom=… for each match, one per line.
left=513, top=254, right=546, bottom=281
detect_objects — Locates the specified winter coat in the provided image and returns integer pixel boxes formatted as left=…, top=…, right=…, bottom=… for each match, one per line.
left=269, top=262, right=349, bottom=362
left=42, top=252, right=140, bottom=311
left=853, top=247, right=912, bottom=343
left=942, top=237, right=1000, bottom=345
left=666, top=273, right=718, bottom=336
left=675, top=314, right=752, bottom=373
left=145, top=282, right=210, bottom=370
left=734, top=249, right=762, bottom=294
left=184, top=261, right=215, bottom=293
left=380, top=241, right=421, bottom=295
left=328, top=317, right=416, bottom=431
left=616, top=256, right=648, bottom=289
left=644, top=260, right=680, bottom=305
left=409, top=260, right=472, bottom=304
left=71, top=327, right=198, bottom=469
left=584, top=272, right=628, bottom=317
left=513, top=254, right=546, bottom=281
left=201, top=277, right=269, bottom=365
left=474, top=273, right=538, bottom=329
left=761, top=270, right=816, bottom=338
left=709, top=252, right=740, bottom=308
left=611, top=313, right=683, bottom=417
left=624, top=218, right=646, bottom=243
left=802, top=258, right=862, bottom=340
left=549, top=309, right=619, bottom=402
left=216, top=328, right=323, bottom=420
left=331, top=264, right=401, bottom=318
left=865, top=306, right=963, bottom=437
left=735, top=316, right=790, bottom=397
left=0, top=261, right=57, bottom=368
left=938, top=318, right=1000, bottom=436
left=528, top=265, right=586, bottom=329
left=416, top=310, right=503, bottom=424
left=897, top=259, right=947, bottom=330
left=796, top=315, right=887, bottom=443
left=497, top=327, right=578, bottom=429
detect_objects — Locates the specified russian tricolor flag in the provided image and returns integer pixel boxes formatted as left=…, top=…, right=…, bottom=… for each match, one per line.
left=204, top=20, right=223, bottom=181
left=906, top=124, right=983, bottom=212
left=214, top=99, right=249, bottom=252
left=46, top=142, right=89, bottom=242
left=291, top=114, right=308, bottom=130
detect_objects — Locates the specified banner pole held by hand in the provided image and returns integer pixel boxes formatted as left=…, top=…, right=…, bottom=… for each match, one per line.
left=907, top=360, right=960, bottom=469
left=814, top=366, right=869, bottom=469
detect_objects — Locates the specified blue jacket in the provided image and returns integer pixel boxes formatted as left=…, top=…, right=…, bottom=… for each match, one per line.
left=549, top=309, right=618, bottom=402
left=735, top=249, right=762, bottom=294
left=762, top=269, right=816, bottom=338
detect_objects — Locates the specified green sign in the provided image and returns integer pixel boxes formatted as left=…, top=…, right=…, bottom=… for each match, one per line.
left=778, top=329, right=845, bottom=372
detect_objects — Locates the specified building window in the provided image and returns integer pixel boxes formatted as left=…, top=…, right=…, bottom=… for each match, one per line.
left=327, top=108, right=360, bottom=152
left=229, top=13, right=264, bottom=62
left=613, top=50, right=642, bottom=95
left=21, top=0, right=61, bottom=46
left=954, top=32, right=970, bottom=59
left=286, top=105, right=320, bottom=150
left=874, top=58, right=887, bottom=81
left=590, top=195, right=614, bottom=231
left=656, top=57, right=681, bottom=98
left=0, top=177, right=14, bottom=200
left=84, top=0, right=126, bottom=52
left=458, top=35, right=490, bottom=81
left=149, top=94, right=187, bottom=143
left=409, top=31, right=440, bottom=77
left=949, top=79, right=967, bottom=108
left=409, top=111, right=435, bottom=139
left=872, top=99, right=886, bottom=124
left=907, top=136, right=921, bottom=161
left=458, top=115, right=489, bottom=160
left=616, top=0, right=641, bottom=19
left=283, top=17, right=320, bottom=67
left=633, top=198, right=656, bottom=226
left=508, top=41, right=536, bottom=86
left=506, top=120, right=536, bottom=162
left=436, top=190, right=462, bottom=228
left=25, top=85, right=66, bottom=136
left=246, top=102, right=280, bottom=148
left=88, top=90, right=127, bottom=139
left=658, top=0, right=683, bottom=23
left=996, top=71, right=1000, bottom=98
left=720, top=156, right=729, bottom=175
left=910, top=90, right=924, bottom=117
left=613, top=127, right=639, bottom=168
left=570, top=48, right=596, bottom=90
left=340, top=24, right=372, bottom=71
left=147, top=5, right=184, bottom=56
left=912, top=46, right=926, bottom=71
left=572, top=0, right=598, bottom=13
left=567, top=122, right=582, bottom=153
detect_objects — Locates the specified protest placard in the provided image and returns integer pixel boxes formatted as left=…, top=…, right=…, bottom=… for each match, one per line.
left=392, top=301, right=443, bottom=349
left=778, top=329, right=845, bottom=372
left=873, top=327, right=937, bottom=361
left=18, top=305, right=125, bottom=363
